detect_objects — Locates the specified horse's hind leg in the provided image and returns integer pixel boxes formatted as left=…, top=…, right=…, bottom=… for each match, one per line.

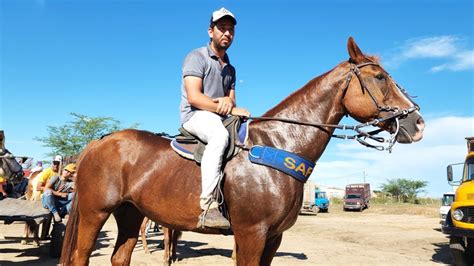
left=163, top=227, right=172, bottom=266
left=111, top=202, right=144, bottom=266
left=162, top=228, right=181, bottom=265
left=21, top=223, right=30, bottom=245
left=140, top=217, right=150, bottom=254
left=170, top=230, right=181, bottom=263
left=260, top=234, right=283, bottom=266
left=234, top=229, right=267, bottom=266
left=73, top=210, right=111, bottom=265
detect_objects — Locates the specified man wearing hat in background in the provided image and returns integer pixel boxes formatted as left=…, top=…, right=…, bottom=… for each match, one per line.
left=180, top=7, right=250, bottom=229
left=41, top=163, right=76, bottom=223
left=32, top=155, right=62, bottom=201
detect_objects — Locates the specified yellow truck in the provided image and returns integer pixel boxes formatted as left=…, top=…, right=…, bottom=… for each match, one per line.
left=443, top=137, right=474, bottom=265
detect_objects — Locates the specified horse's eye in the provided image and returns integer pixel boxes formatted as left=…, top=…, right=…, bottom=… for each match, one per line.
left=375, top=74, right=386, bottom=80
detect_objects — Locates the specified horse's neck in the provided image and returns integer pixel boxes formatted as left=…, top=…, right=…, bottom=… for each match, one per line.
left=248, top=64, right=348, bottom=163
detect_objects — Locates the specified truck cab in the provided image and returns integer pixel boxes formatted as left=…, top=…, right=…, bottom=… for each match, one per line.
left=314, top=190, right=329, bottom=213
left=442, top=137, right=474, bottom=264
left=343, top=183, right=370, bottom=212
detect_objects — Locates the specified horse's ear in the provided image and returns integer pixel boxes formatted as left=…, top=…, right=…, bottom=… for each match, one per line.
left=347, top=37, right=365, bottom=64
left=0, top=130, right=5, bottom=150
left=0, top=130, right=4, bottom=150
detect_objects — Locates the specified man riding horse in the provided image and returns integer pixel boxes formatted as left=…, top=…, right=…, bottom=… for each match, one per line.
left=179, top=7, right=249, bottom=229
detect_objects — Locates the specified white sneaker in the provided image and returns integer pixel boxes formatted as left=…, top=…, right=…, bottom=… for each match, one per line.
left=53, top=212, right=62, bottom=223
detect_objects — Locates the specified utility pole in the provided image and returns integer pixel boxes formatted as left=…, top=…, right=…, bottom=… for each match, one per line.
left=363, top=171, right=366, bottom=184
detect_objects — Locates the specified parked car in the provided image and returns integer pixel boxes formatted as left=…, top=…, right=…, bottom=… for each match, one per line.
left=439, top=191, right=455, bottom=227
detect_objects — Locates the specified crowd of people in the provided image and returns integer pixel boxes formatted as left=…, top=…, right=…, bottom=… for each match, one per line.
left=0, top=155, right=76, bottom=223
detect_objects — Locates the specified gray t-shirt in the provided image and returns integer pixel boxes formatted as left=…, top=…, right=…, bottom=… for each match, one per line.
left=179, top=45, right=236, bottom=124
left=47, top=175, right=75, bottom=193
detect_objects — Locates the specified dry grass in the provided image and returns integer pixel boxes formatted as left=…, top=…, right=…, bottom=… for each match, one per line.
left=330, top=202, right=439, bottom=218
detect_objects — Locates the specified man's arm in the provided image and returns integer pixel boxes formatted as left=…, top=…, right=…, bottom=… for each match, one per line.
left=36, top=170, right=48, bottom=191
left=223, top=89, right=249, bottom=116
left=185, top=76, right=234, bottom=115
left=45, top=181, right=68, bottom=198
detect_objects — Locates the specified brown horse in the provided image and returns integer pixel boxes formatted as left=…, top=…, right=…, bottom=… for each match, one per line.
left=60, top=37, right=424, bottom=265
left=140, top=217, right=182, bottom=265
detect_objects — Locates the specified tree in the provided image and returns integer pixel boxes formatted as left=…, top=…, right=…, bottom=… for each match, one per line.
left=380, top=178, right=428, bottom=203
left=35, top=113, right=138, bottom=157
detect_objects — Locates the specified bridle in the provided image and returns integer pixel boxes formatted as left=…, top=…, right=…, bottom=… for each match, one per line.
left=246, top=61, right=420, bottom=152
left=344, top=61, right=419, bottom=118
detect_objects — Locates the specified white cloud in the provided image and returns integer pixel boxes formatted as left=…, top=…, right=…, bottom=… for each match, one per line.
left=386, top=35, right=474, bottom=72
left=311, top=116, right=474, bottom=197
left=430, top=50, right=474, bottom=72
left=402, top=36, right=459, bottom=59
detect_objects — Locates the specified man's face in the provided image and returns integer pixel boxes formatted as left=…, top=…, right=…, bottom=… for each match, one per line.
left=52, top=161, right=60, bottom=172
left=209, top=18, right=235, bottom=50
left=62, top=169, right=74, bottom=179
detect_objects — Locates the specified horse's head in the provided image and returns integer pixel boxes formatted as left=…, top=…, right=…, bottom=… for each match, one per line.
left=0, top=131, right=24, bottom=182
left=342, top=37, right=424, bottom=144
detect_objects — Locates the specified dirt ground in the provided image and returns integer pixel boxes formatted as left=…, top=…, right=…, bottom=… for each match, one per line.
left=0, top=203, right=452, bottom=265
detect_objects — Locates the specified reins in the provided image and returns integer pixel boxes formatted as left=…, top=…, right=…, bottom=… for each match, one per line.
left=244, top=61, right=419, bottom=152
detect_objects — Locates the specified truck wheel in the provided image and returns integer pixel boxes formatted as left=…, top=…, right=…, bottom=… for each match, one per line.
left=466, top=238, right=474, bottom=265
left=311, top=205, right=320, bottom=213
left=449, top=236, right=467, bottom=266
left=50, top=222, right=66, bottom=258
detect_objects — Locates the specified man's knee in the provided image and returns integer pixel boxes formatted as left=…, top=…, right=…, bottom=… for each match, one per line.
left=209, top=128, right=229, bottom=148
left=43, top=189, right=53, bottom=196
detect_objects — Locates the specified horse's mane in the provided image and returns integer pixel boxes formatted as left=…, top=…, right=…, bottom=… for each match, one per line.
left=261, top=54, right=382, bottom=119
left=260, top=62, right=344, bottom=118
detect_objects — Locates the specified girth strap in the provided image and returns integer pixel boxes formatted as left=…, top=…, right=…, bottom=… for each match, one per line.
left=248, top=145, right=315, bottom=183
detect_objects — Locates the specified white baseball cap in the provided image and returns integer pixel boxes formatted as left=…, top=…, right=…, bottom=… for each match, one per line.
left=211, top=7, right=236, bottom=25
left=53, top=155, right=62, bottom=162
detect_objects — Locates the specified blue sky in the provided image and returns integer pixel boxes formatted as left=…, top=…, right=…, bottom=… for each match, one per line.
left=1, top=0, right=473, bottom=197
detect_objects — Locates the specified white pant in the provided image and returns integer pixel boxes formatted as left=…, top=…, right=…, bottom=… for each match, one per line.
left=183, top=111, right=229, bottom=210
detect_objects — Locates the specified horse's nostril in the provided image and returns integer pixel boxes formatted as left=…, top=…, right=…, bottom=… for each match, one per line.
left=416, top=116, right=425, bottom=131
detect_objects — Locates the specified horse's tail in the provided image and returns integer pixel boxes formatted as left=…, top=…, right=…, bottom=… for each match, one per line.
left=59, top=192, right=79, bottom=265
left=175, top=230, right=183, bottom=241
left=59, top=139, right=100, bottom=265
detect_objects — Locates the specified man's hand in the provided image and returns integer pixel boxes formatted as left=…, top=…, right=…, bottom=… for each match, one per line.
left=213, top=97, right=234, bottom=115
left=231, top=107, right=250, bottom=117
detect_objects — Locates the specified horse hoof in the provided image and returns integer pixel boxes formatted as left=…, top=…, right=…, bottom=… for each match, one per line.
left=157, top=242, right=165, bottom=249
left=20, top=240, right=27, bottom=245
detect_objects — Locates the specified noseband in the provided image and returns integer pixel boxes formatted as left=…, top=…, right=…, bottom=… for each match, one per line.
left=245, top=61, right=420, bottom=152
left=344, top=62, right=419, bottom=117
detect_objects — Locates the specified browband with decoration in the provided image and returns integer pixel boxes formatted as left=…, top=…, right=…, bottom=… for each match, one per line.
left=248, top=145, right=315, bottom=183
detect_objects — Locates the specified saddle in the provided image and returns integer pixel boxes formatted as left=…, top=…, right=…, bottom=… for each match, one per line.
left=170, top=116, right=248, bottom=164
